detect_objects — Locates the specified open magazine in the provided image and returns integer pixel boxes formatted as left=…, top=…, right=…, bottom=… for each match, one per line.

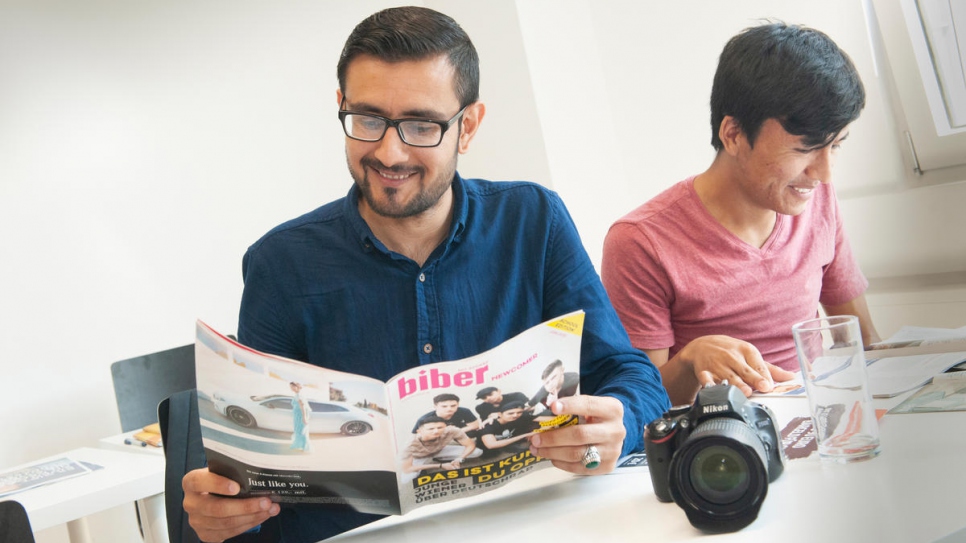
left=194, top=311, right=585, bottom=516
left=888, top=372, right=966, bottom=414
left=755, top=325, right=966, bottom=399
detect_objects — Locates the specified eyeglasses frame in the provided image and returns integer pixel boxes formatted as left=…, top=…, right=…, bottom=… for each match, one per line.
left=338, top=98, right=468, bottom=148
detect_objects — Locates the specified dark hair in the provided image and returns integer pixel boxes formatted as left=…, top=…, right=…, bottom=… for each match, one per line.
left=541, top=360, right=564, bottom=380
left=500, top=401, right=525, bottom=412
left=337, top=6, right=480, bottom=109
left=476, top=386, right=498, bottom=400
left=710, top=21, right=865, bottom=151
left=417, top=415, right=447, bottom=428
left=434, top=393, right=460, bottom=404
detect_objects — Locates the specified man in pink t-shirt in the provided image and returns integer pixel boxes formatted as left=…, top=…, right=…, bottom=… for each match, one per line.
left=602, top=22, right=880, bottom=406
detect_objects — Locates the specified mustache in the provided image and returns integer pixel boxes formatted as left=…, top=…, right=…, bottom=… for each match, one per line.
left=360, top=157, right=423, bottom=175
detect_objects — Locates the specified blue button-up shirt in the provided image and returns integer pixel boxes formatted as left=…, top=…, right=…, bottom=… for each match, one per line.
left=237, top=174, right=669, bottom=541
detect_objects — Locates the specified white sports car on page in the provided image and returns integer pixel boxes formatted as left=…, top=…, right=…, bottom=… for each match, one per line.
left=211, top=393, right=375, bottom=436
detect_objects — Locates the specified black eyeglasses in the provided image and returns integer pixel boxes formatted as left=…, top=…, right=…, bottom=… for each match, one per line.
left=338, top=99, right=467, bottom=148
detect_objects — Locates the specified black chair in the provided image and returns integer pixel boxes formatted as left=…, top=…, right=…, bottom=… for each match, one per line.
left=158, top=389, right=205, bottom=543
left=112, top=343, right=196, bottom=433
left=0, top=500, right=36, bottom=543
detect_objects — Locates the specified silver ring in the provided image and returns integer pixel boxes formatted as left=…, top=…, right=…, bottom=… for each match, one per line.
left=583, top=445, right=601, bottom=470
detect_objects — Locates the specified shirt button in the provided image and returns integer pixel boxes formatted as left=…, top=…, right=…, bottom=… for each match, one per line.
left=423, top=343, right=433, bottom=354
left=418, top=273, right=426, bottom=282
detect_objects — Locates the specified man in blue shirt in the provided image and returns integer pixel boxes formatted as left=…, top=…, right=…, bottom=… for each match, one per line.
left=182, top=6, right=669, bottom=543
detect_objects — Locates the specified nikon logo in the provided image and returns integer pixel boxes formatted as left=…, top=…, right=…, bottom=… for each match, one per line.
left=702, top=404, right=727, bottom=414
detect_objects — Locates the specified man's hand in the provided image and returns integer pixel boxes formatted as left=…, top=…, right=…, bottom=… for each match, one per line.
left=182, top=468, right=280, bottom=543
left=679, top=335, right=796, bottom=397
left=527, top=395, right=624, bottom=474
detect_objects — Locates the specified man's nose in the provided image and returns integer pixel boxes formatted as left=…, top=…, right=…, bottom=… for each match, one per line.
left=372, top=126, right=410, bottom=165
left=806, top=146, right=835, bottom=184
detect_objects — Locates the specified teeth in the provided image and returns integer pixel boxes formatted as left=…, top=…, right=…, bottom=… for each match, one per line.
left=379, top=170, right=412, bottom=180
left=792, top=187, right=813, bottom=194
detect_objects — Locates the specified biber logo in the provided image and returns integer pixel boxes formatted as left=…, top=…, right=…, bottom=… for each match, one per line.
left=396, top=364, right=490, bottom=400
left=702, top=404, right=728, bottom=414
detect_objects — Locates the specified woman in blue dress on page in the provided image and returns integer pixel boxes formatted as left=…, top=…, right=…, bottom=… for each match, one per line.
left=289, top=382, right=311, bottom=452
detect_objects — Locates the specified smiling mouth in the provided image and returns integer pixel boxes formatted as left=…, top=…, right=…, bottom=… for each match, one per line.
left=791, top=186, right=814, bottom=195
left=377, top=169, right=414, bottom=181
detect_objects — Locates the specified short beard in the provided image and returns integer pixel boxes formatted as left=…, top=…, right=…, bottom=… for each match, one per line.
left=349, top=151, right=458, bottom=219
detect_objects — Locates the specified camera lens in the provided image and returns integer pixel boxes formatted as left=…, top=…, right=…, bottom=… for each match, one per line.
left=668, top=417, right=770, bottom=533
left=689, top=445, right=750, bottom=504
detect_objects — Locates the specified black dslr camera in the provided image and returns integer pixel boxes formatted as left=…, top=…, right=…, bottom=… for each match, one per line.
left=644, top=383, right=785, bottom=533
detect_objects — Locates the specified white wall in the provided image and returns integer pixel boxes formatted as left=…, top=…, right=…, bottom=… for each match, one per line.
left=1, top=1, right=963, bottom=541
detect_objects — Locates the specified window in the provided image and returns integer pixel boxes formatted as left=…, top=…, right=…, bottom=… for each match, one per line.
left=263, top=399, right=292, bottom=410
left=309, top=402, right=348, bottom=413
left=869, top=0, right=966, bottom=175
left=915, top=0, right=966, bottom=134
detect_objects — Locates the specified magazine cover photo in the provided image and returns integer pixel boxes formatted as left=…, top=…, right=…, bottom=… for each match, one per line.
left=195, top=321, right=400, bottom=514
left=387, top=311, right=584, bottom=512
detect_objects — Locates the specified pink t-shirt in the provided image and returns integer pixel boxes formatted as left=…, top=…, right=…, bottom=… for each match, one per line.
left=601, top=177, right=868, bottom=371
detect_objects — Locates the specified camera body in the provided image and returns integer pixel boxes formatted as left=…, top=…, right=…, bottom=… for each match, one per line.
left=644, top=383, right=785, bottom=533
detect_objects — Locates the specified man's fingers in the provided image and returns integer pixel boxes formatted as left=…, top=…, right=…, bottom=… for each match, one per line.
left=534, top=399, right=619, bottom=448
left=698, top=367, right=758, bottom=395
left=696, top=370, right=716, bottom=389
left=530, top=416, right=610, bottom=448
left=734, top=342, right=775, bottom=391
left=769, top=363, right=798, bottom=382
left=551, top=394, right=622, bottom=421
left=185, top=493, right=278, bottom=542
left=182, top=467, right=280, bottom=543
left=183, top=468, right=240, bottom=496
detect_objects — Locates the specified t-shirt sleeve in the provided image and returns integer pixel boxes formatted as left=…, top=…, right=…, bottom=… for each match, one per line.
left=601, top=221, right=676, bottom=350
left=818, top=189, right=869, bottom=306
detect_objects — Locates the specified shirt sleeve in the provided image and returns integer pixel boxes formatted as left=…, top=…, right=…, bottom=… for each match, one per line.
left=238, top=241, right=307, bottom=361
left=601, top=221, right=676, bottom=350
left=819, top=187, right=869, bottom=306
left=541, top=192, right=671, bottom=456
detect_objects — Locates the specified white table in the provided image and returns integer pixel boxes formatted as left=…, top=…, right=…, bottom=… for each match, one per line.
left=328, top=393, right=966, bottom=543
left=99, top=430, right=164, bottom=457
left=98, top=431, right=168, bottom=543
left=14, top=446, right=166, bottom=543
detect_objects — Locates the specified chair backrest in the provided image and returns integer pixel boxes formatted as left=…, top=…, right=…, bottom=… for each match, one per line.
left=158, top=389, right=205, bottom=543
left=0, top=500, right=36, bottom=543
left=112, top=343, right=196, bottom=432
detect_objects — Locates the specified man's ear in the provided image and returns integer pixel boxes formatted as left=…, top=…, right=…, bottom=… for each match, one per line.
left=336, top=89, right=344, bottom=108
left=718, top=115, right=746, bottom=157
left=457, top=101, right=486, bottom=154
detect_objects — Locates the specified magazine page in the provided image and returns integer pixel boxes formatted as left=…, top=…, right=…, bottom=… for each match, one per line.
left=0, top=457, right=94, bottom=498
left=888, top=372, right=966, bottom=414
left=195, top=321, right=401, bottom=515
left=754, top=351, right=966, bottom=399
left=387, top=311, right=584, bottom=515
left=866, top=325, right=966, bottom=358
left=865, top=352, right=966, bottom=397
